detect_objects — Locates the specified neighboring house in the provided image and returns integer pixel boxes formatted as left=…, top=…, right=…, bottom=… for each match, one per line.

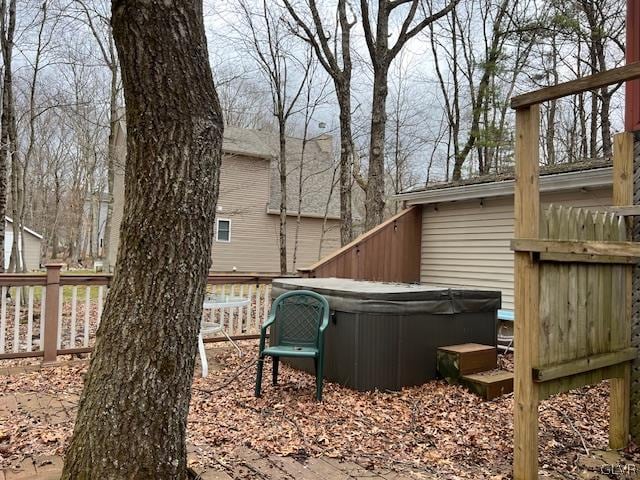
left=107, top=122, right=341, bottom=272
left=4, top=217, right=43, bottom=271
left=395, top=162, right=613, bottom=310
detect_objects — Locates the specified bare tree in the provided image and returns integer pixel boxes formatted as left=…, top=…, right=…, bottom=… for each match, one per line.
left=360, top=0, right=459, bottom=229
left=239, top=0, right=311, bottom=274
left=284, top=0, right=356, bottom=245
left=0, top=0, right=16, bottom=272
left=72, top=0, right=121, bottom=261
left=61, top=0, right=224, bottom=478
left=292, top=62, right=330, bottom=270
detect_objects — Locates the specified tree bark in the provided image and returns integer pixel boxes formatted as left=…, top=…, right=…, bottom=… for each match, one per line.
left=283, top=0, right=355, bottom=245
left=278, top=119, right=287, bottom=275
left=337, top=84, right=354, bottom=245
left=364, top=65, right=388, bottom=230
left=361, top=0, right=458, bottom=227
left=61, top=1, right=223, bottom=479
left=0, top=0, right=16, bottom=273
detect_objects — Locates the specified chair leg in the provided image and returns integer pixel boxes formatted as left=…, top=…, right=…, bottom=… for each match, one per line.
left=272, top=356, right=279, bottom=386
left=255, top=355, right=265, bottom=398
left=315, top=356, right=324, bottom=402
left=197, top=333, right=208, bottom=378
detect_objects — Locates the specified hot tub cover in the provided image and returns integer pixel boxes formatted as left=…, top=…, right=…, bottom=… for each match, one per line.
left=272, top=278, right=501, bottom=314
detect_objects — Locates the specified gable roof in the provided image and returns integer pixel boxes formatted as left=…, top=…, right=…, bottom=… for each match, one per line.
left=5, top=217, right=43, bottom=240
left=222, top=126, right=332, bottom=159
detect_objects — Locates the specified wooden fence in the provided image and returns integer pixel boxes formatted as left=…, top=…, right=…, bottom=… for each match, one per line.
left=0, top=265, right=279, bottom=363
left=510, top=62, right=640, bottom=479
left=298, top=206, right=422, bottom=282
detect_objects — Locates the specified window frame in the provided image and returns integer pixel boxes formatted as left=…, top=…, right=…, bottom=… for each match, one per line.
left=215, top=218, right=231, bottom=243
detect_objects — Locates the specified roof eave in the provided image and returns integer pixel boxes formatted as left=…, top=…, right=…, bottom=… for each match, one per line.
left=393, top=167, right=613, bottom=205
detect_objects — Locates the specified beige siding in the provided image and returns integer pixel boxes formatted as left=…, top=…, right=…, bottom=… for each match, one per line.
left=420, top=187, right=612, bottom=310
left=23, top=234, right=42, bottom=271
left=107, top=120, right=127, bottom=269
left=108, top=149, right=340, bottom=273
left=211, top=154, right=340, bottom=272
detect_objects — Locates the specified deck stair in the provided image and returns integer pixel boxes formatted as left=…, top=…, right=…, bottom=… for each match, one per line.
left=437, top=343, right=513, bottom=400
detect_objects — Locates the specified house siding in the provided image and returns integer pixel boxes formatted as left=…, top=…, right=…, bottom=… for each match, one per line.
left=108, top=148, right=340, bottom=273
left=420, top=187, right=612, bottom=310
left=4, top=223, right=42, bottom=271
left=212, top=154, right=340, bottom=272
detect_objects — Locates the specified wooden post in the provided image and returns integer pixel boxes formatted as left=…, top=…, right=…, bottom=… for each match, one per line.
left=43, top=263, right=63, bottom=363
left=632, top=132, right=640, bottom=443
left=513, top=105, right=541, bottom=480
left=611, top=132, right=634, bottom=448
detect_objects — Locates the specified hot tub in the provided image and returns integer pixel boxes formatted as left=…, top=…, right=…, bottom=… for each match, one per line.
left=271, top=278, right=501, bottom=392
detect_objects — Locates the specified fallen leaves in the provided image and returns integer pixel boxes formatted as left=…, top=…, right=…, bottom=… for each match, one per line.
left=0, top=342, right=638, bottom=479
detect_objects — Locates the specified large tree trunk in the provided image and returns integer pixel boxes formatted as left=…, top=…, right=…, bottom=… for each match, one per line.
left=61, top=1, right=223, bottom=479
left=364, top=65, right=388, bottom=231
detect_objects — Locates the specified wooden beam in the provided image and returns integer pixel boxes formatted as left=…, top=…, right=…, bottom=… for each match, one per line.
left=610, top=132, right=634, bottom=450
left=511, top=62, right=640, bottom=109
left=511, top=238, right=640, bottom=258
left=626, top=0, right=640, bottom=131
left=536, top=252, right=639, bottom=265
left=513, top=105, right=540, bottom=480
left=533, top=348, right=637, bottom=382
left=596, top=206, right=640, bottom=216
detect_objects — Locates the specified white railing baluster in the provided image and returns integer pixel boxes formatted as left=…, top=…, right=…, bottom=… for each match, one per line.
left=40, top=288, right=45, bottom=350
left=57, top=287, right=63, bottom=349
left=0, top=286, right=6, bottom=353
left=70, top=286, right=78, bottom=348
left=238, top=284, right=245, bottom=333
left=84, top=287, right=90, bottom=347
left=262, top=284, right=270, bottom=326
left=231, top=284, right=238, bottom=335
left=255, top=284, right=262, bottom=328
left=13, top=287, right=21, bottom=353
left=26, top=287, right=34, bottom=352
left=245, top=283, right=255, bottom=333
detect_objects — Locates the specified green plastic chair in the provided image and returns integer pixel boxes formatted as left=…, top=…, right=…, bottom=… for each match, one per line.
left=255, top=290, right=330, bottom=401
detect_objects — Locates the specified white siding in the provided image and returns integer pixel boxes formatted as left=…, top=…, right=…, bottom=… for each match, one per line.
left=4, top=222, right=42, bottom=271
left=420, top=187, right=612, bottom=310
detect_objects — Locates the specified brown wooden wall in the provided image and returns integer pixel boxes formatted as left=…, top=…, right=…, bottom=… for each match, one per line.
left=298, top=206, right=422, bottom=283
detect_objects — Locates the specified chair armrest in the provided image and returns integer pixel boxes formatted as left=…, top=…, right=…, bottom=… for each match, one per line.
left=258, top=314, right=276, bottom=354
left=317, top=306, right=330, bottom=353
left=319, top=308, right=330, bottom=334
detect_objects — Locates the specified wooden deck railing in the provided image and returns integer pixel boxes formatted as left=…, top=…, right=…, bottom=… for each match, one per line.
left=298, top=206, right=422, bottom=283
left=0, top=265, right=284, bottom=363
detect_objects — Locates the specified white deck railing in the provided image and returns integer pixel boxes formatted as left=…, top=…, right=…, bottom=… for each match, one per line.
left=0, top=267, right=281, bottom=362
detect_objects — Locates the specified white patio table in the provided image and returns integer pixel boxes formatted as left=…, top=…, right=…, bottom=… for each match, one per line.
left=198, top=293, right=250, bottom=377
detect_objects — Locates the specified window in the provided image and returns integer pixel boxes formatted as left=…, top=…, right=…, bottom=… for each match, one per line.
left=216, top=218, right=231, bottom=242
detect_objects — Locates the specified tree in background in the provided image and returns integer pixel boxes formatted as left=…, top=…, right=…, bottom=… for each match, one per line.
left=71, top=0, right=121, bottom=262
left=360, top=0, right=459, bottom=229
left=0, top=0, right=16, bottom=272
left=238, top=0, right=311, bottom=274
left=61, top=0, right=224, bottom=477
left=284, top=0, right=357, bottom=245
left=428, top=0, right=539, bottom=181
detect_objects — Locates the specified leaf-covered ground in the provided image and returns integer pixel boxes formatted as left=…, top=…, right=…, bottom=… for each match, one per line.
left=1, top=342, right=639, bottom=479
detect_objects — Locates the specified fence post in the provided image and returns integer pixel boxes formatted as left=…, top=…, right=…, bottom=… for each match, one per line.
left=43, top=263, right=63, bottom=363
